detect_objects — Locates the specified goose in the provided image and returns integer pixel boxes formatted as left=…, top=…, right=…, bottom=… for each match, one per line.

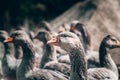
left=35, top=21, right=56, bottom=56
left=35, top=30, right=57, bottom=68
left=36, top=21, right=62, bottom=56
left=58, top=20, right=100, bottom=68
left=35, top=30, right=70, bottom=76
left=0, top=30, right=17, bottom=80
left=48, top=31, right=119, bottom=80
left=4, top=30, right=68, bottom=80
left=70, top=20, right=91, bottom=51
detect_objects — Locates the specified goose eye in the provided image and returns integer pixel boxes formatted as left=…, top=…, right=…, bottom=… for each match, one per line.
left=63, top=35, right=67, bottom=37
left=13, top=33, right=20, bottom=37
left=15, top=34, right=19, bottom=36
left=61, top=35, right=67, bottom=37
left=111, top=39, right=116, bottom=42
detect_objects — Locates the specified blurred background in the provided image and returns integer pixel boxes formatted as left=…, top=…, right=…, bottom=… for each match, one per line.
left=0, top=0, right=83, bottom=31
left=0, top=0, right=120, bottom=64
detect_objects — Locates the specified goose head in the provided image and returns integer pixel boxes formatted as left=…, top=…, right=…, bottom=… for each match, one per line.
left=4, top=30, right=30, bottom=45
left=47, top=31, right=81, bottom=52
left=70, top=20, right=82, bottom=32
left=70, top=20, right=86, bottom=36
left=101, top=35, right=120, bottom=49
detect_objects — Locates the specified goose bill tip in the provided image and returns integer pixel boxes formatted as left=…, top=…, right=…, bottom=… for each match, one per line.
left=47, top=40, right=57, bottom=45
left=47, top=38, right=58, bottom=45
left=116, top=41, right=120, bottom=47
left=4, top=37, right=13, bottom=43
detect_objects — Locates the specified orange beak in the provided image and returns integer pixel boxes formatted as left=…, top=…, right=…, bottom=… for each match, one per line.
left=116, top=40, right=120, bottom=47
left=47, top=36, right=59, bottom=45
left=4, top=37, right=13, bottom=43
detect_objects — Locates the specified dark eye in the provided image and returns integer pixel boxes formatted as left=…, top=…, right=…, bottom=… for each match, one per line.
left=15, top=33, right=19, bottom=36
left=61, top=35, right=67, bottom=37
left=111, top=38, right=116, bottom=42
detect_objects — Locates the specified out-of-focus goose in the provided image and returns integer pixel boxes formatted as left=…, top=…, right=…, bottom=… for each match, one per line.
left=0, top=30, right=17, bottom=80
left=70, top=20, right=100, bottom=68
left=35, top=30, right=70, bottom=76
left=4, top=30, right=68, bottom=80
left=48, top=31, right=119, bottom=80
left=58, top=20, right=100, bottom=68
left=70, top=20, right=91, bottom=51
left=35, top=30, right=57, bottom=68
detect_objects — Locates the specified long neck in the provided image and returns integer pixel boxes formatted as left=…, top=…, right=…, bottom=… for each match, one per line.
left=14, top=44, right=23, bottom=59
left=80, top=26, right=91, bottom=50
left=2, top=42, right=16, bottom=78
left=99, top=44, right=118, bottom=76
left=19, top=40, right=36, bottom=72
left=69, top=44, right=87, bottom=80
left=17, top=40, right=36, bottom=79
left=72, top=30, right=87, bottom=53
left=3, top=43, right=14, bottom=56
left=40, top=44, right=57, bottom=68
left=79, top=34, right=87, bottom=53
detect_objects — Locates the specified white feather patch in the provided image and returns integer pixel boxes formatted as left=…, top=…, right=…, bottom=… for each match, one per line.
left=6, top=54, right=16, bottom=69
left=25, top=68, right=39, bottom=78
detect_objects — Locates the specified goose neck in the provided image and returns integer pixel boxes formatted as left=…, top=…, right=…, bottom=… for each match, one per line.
left=4, top=43, right=14, bottom=55
left=40, top=44, right=57, bottom=68
left=14, top=44, right=23, bottom=59
left=20, top=40, right=36, bottom=71
left=69, top=44, right=87, bottom=80
left=99, top=44, right=118, bottom=76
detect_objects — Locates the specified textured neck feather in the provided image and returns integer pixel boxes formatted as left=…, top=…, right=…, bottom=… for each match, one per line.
left=69, top=43, right=87, bottom=80
left=17, top=39, right=36, bottom=79
left=14, top=44, right=23, bottom=59
left=40, top=44, right=57, bottom=68
left=79, top=35, right=87, bottom=53
left=2, top=42, right=16, bottom=78
left=99, top=44, right=118, bottom=76
left=4, top=43, right=14, bottom=55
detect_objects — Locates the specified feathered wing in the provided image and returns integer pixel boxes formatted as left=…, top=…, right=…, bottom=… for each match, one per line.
left=88, top=68, right=118, bottom=80
left=26, top=69, right=68, bottom=80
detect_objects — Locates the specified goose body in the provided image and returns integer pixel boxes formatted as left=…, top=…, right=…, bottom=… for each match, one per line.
left=35, top=30, right=70, bottom=76
left=48, top=31, right=119, bottom=80
left=0, top=30, right=18, bottom=80
left=4, top=30, right=68, bottom=80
